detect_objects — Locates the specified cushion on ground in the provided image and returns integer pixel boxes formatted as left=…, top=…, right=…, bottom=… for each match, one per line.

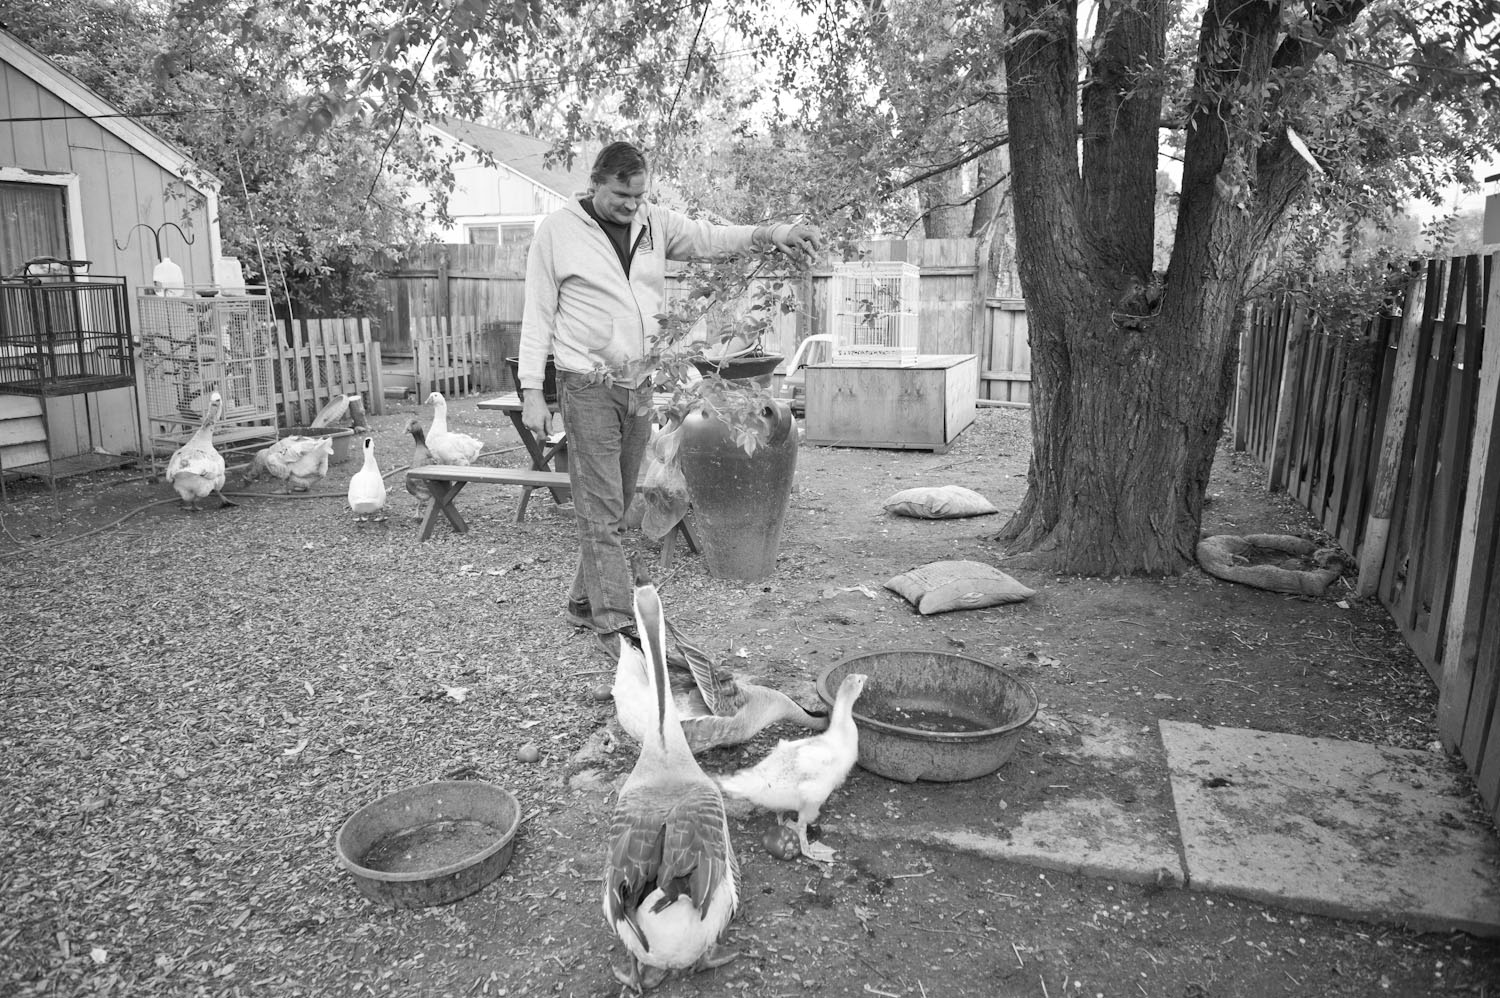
left=883, top=485, right=999, bottom=519
left=885, top=559, right=1037, bottom=615
left=1196, top=533, right=1348, bottom=596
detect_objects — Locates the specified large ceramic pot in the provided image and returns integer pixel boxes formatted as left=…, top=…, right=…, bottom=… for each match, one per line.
left=676, top=397, right=798, bottom=581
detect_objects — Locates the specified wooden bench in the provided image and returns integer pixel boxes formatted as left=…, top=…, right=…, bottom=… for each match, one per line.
left=406, top=465, right=699, bottom=567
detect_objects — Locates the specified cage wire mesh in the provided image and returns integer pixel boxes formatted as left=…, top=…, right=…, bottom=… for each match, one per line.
left=828, top=260, right=920, bottom=365
left=138, top=290, right=278, bottom=455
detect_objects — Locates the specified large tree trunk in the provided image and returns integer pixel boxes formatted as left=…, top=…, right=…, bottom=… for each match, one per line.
left=920, top=167, right=973, bottom=238
left=997, top=0, right=1303, bottom=576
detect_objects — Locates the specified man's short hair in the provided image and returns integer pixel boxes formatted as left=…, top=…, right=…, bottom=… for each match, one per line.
left=591, top=142, right=648, bottom=186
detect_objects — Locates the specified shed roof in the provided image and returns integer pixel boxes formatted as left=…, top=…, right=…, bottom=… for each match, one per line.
left=0, top=27, right=217, bottom=192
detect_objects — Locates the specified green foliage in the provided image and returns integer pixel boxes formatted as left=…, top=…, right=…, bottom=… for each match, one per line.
left=646, top=247, right=807, bottom=456
left=2, top=0, right=431, bottom=313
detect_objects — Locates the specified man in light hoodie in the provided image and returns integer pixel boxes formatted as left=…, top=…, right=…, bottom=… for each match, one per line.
left=518, top=140, right=821, bottom=655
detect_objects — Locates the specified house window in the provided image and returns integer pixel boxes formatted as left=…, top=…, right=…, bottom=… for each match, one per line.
left=501, top=224, right=533, bottom=247
left=0, top=181, right=69, bottom=276
left=467, top=225, right=499, bottom=245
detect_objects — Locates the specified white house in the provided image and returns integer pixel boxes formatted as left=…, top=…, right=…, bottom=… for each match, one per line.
left=424, top=120, right=594, bottom=246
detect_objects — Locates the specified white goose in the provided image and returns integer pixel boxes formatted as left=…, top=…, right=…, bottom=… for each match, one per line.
left=612, top=622, right=828, bottom=754
left=165, top=391, right=233, bottom=511
left=716, top=671, right=868, bottom=864
left=423, top=392, right=484, bottom=465
left=346, top=436, right=387, bottom=521
left=242, top=435, right=334, bottom=493
left=603, top=577, right=739, bottom=994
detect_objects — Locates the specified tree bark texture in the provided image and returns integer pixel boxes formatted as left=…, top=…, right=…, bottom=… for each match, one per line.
left=998, top=0, right=1309, bottom=575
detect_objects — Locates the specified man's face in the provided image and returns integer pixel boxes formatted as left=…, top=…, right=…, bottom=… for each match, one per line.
left=592, top=172, right=647, bottom=225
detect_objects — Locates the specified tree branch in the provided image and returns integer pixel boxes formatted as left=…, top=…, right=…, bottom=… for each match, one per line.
left=886, top=133, right=1011, bottom=195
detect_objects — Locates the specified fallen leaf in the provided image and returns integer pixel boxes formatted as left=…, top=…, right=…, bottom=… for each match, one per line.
left=283, top=738, right=309, bottom=757
left=90, top=948, right=107, bottom=965
left=445, top=686, right=470, bottom=703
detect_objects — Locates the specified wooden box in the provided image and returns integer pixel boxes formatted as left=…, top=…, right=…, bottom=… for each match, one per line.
left=802, top=354, right=978, bottom=453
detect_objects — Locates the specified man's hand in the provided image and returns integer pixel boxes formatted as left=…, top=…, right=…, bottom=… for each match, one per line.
left=766, top=222, right=824, bottom=266
left=520, top=389, right=553, bottom=443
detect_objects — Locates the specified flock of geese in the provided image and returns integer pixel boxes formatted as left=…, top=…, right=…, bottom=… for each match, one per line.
left=603, top=568, right=868, bottom=993
left=164, top=391, right=483, bottom=522
left=166, top=392, right=872, bottom=993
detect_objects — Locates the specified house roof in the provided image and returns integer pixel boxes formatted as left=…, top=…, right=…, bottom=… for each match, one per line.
left=0, top=28, right=217, bottom=192
left=429, top=119, right=593, bottom=199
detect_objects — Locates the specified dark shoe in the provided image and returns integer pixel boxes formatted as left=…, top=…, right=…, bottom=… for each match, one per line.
left=565, top=598, right=593, bottom=629
left=594, top=624, right=641, bottom=661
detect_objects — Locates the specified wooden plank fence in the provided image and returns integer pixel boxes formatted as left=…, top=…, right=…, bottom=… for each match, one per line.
left=272, top=317, right=385, bottom=426
left=377, top=244, right=527, bottom=388
left=983, top=298, right=1031, bottom=404
left=1238, top=252, right=1499, bottom=822
left=376, top=238, right=1000, bottom=395
left=410, top=316, right=484, bottom=399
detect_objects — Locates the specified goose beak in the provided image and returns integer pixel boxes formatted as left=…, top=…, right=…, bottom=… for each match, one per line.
left=632, top=580, right=671, bottom=739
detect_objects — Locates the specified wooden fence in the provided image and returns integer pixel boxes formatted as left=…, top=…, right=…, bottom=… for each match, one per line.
left=375, top=238, right=1031, bottom=399
left=983, top=298, right=1031, bottom=404
left=376, top=244, right=527, bottom=389
left=409, top=316, right=484, bottom=399
left=272, top=317, right=385, bottom=426
left=1238, top=252, right=1499, bottom=822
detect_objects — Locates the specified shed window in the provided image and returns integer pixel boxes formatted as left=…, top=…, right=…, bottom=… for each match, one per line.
left=0, top=182, right=69, bottom=277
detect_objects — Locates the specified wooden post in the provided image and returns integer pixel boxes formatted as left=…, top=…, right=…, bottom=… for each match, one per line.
left=1436, top=250, right=1500, bottom=749
left=367, top=329, right=385, bottom=416
left=1232, top=305, right=1252, bottom=451
left=1355, top=268, right=1429, bottom=596
left=1266, top=303, right=1307, bottom=491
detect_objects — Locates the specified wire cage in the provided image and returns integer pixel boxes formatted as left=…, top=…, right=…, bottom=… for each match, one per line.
left=0, top=267, right=147, bottom=491
left=138, top=287, right=279, bottom=460
left=828, top=260, right=920, bottom=365
left=0, top=272, right=135, bottom=395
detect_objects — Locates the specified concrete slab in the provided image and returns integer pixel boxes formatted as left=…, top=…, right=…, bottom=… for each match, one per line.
left=833, top=711, right=1186, bottom=887
left=1160, top=720, right=1500, bottom=937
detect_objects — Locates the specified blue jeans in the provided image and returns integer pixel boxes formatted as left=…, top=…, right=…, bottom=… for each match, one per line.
left=557, top=371, right=655, bottom=632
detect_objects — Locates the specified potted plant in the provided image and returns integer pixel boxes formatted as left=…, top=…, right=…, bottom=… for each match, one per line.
left=642, top=257, right=809, bottom=581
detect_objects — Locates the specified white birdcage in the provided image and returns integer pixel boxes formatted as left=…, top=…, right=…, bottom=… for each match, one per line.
left=828, top=260, right=920, bottom=365
left=137, top=287, right=279, bottom=460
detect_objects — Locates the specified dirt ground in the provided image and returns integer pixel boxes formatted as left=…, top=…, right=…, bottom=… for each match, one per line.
left=2, top=396, right=1498, bottom=998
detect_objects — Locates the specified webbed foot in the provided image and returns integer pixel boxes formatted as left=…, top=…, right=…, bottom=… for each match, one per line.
left=693, top=943, right=738, bottom=972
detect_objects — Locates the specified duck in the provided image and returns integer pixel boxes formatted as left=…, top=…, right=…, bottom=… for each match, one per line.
left=404, top=418, right=434, bottom=513
left=603, top=574, right=739, bottom=995
left=242, top=435, right=334, bottom=493
left=715, top=671, right=868, bottom=864
left=423, top=392, right=485, bottom=465
left=612, top=621, right=829, bottom=754
left=347, top=436, right=387, bottom=521
left=165, top=391, right=233, bottom=511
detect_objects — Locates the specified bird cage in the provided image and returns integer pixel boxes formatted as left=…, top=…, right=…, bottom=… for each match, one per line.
left=138, top=287, right=279, bottom=460
left=0, top=267, right=145, bottom=487
left=828, top=260, right=920, bottom=365
left=0, top=271, right=135, bottom=395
